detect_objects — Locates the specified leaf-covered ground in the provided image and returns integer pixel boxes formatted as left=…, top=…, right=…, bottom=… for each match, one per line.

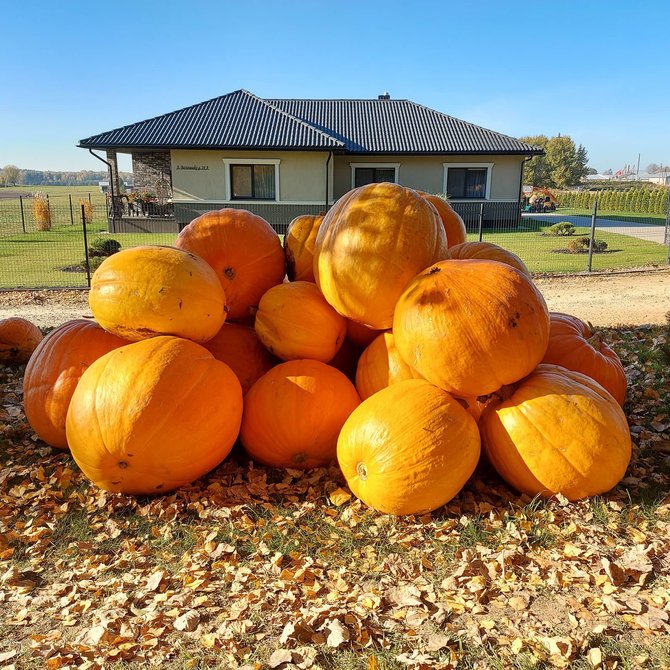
left=1, top=326, right=669, bottom=670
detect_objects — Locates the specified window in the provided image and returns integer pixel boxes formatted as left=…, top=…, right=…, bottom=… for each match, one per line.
left=443, top=163, right=493, bottom=200
left=350, top=163, right=400, bottom=189
left=230, top=164, right=275, bottom=200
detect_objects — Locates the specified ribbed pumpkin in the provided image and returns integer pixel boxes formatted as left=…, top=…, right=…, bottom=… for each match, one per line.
left=89, top=245, right=227, bottom=342
left=480, top=364, right=632, bottom=501
left=416, top=191, right=467, bottom=248
left=542, top=312, right=627, bottom=406
left=241, top=359, right=360, bottom=469
left=445, top=241, right=531, bottom=277
left=337, top=379, right=481, bottom=515
left=355, top=332, right=420, bottom=400
left=175, top=208, right=286, bottom=321
left=202, top=322, right=277, bottom=395
left=285, top=214, right=323, bottom=282
left=0, top=317, right=43, bottom=365
left=313, top=183, right=448, bottom=329
left=23, top=320, right=128, bottom=450
left=393, top=259, right=550, bottom=397
left=255, top=281, right=346, bottom=362
left=66, top=337, right=243, bottom=495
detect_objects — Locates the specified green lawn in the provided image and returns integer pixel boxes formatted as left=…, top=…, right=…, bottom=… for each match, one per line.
left=552, top=207, right=667, bottom=225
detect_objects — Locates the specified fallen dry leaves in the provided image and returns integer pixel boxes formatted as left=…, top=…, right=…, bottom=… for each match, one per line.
left=0, top=324, right=669, bottom=670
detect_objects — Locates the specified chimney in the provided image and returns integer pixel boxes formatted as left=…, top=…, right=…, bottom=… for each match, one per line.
left=378, top=92, right=390, bottom=100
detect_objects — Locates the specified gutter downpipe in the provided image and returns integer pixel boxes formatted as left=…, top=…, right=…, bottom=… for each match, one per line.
left=325, top=151, right=332, bottom=213
left=87, top=148, right=116, bottom=228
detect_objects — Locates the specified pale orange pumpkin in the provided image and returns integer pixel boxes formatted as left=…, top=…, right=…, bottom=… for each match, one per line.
left=480, top=364, right=632, bottom=500
left=313, top=182, right=448, bottom=329
left=393, top=259, right=550, bottom=397
left=255, top=281, right=346, bottom=362
left=0, top=317, right=43, bottom=365
left=202, top=322, right=277, bottom=394
left=284, top=214, right=323, bottom=282
left=23, top=319, right=128, bottom=450
left=541, top=312, right=627, bottom=406
left=337, top=379, right=481, bottom=515
left=89, top=245, right=227, bottom=342
left=241, top=359, right=360, bottom=469
left=175, top=208, right=286, bottom=321
left=416, top=191, right=467, bottom=248
left=445, top=241, right=531, bottom=277
left=66, top=336, right=243, bottom=495
left=355, top=332, right=420, bottom=400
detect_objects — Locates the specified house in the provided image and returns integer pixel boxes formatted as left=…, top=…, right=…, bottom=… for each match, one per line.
left=78, top=89, right=542, bottom=233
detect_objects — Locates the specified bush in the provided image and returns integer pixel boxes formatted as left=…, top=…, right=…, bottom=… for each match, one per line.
left=88, top=238, right=121, bottom=258
left=79, top=199, right=94, bottom=225
left=548, top=222, right=576, bottom=236
left=566, top=237, right=608, bottom=253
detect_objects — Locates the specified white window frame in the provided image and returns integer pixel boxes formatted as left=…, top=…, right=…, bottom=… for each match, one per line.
left=222, top=158, right=280, bottom=202
left=442, top=162, right=493, bottom=200
left=350, top=162, right=400, bottom=189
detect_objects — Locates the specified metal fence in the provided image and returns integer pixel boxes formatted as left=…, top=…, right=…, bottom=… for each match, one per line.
left=0, top=192, right=668, bottom=290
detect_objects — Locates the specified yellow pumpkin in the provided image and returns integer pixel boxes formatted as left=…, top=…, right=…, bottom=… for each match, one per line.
left=284, top=214, right=324, bottom=282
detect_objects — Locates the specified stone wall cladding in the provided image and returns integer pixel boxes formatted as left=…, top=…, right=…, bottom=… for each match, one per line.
left=132, top=152, right=172, bottom=193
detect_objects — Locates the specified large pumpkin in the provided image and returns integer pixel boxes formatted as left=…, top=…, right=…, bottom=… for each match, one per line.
left=241, top=359, right=360, bottom=469
left=416, top=191, right=467, bottom=248
left=541, top=312, right=627, bottom=406
left=285, top=214, right=323, bottom=282
left=202, top=322, right=277, bottom=395
left=313, top=183, right=448, bottom=329
left=355, top=332, right=420, bottom=400
left=23, top=319, right=128, bottom=450
left=393, top=259, right=550, bottom=397
left=255, top=281, right=346, bottom=362
left=66, top=336, right=243, bottom=495
left=0, top=317, right=43, bottom=365
left=175, top=208, right=286, bottom=321
left=89, top=245, right=227, bottom=342
left=480, top=364, right=631, bottom=500
left=445, top=241, right=530, bottom=277
left=337, top=379, right=481, bottom=515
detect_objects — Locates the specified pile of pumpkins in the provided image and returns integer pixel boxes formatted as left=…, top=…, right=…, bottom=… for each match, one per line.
left=3, top=183, right=632, bottom=515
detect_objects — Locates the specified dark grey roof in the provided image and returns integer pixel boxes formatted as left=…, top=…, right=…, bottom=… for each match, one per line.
left=79, top=89, right=541, bottom=155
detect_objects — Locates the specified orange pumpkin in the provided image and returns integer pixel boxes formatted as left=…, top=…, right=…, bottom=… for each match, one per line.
left=480, top=364, right=631, bottom=500
left=89, top=245, right=227, bottom=342
left=337, top=379, right=480, bottom=515
left=542, top=312, right=627, bottom=406
left=355, top=332, right=420, bottom=400
left=445, top=241, right=530, bottom=277
left=328, top=337, right=363, bottom=382
left=345, top=318, right=384, bottom=348
left=416, top=191, right=467, bottom=248
left=255, top=281, right=346, bottom=362
left=285, top=214, right=323, bottom=282
left=202, top=322, right=277, bottom=395
left=0, top=317, right=43, bottom=365
left=241, top=359, right=360, bottom=469
left=175, top=208, right=285, bottom=321
left=23, top=320, right=128, bottom=450
left=393, top=259, right=550, bottom=397
left=313, top=183, right=448, bottom=329
left=66, top=336, right=243, bottom=495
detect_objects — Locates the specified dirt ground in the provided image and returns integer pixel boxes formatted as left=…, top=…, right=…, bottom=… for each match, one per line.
left=0, top=268, right=669, bottom=329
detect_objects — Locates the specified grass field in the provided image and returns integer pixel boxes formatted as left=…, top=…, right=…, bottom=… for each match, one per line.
left=552, top=207, right=666, bottom=226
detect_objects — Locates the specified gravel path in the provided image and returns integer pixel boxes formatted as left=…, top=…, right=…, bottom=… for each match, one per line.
left=1, top=269, right=669, bottom=330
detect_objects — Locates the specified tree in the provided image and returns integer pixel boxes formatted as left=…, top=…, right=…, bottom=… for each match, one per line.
left=586, top=167, right=598, bottom=175
left=0, top=165, right=20, bottom=186
left=647, top=163, right=661, bottom=174
left=519, top=135, right=550, bottom=187
left=519, top=135, right=589, bottom=188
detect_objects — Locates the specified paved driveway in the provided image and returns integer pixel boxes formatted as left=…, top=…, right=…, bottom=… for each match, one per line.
left=522, top=213, right=668, bottom=244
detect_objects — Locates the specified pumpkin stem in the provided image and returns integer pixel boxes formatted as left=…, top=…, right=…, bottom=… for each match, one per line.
left=356, top=462, right=368, bottom=481
left=587, top=331, right=602, bottom=349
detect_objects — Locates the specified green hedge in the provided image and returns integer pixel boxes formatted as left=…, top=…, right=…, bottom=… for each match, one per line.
left=557, top=187, right=669, bottom=214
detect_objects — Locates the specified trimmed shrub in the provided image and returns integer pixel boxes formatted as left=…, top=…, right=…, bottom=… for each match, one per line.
left=33, top=193, right=51, bottom=231
left=88, top=238, right=121, bottom=258
left=566, top=237, right=608, bottom=253
left=548, top=222, right=576, bottom=236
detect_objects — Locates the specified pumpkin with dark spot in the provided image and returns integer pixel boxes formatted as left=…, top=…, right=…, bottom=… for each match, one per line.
left=65, top=336, right=243, bottom=494
left=0, top=317, right=43, bottom=365
left=284, top=214, right=323, bottom=282
left=241, top=359, right=360, bottom=469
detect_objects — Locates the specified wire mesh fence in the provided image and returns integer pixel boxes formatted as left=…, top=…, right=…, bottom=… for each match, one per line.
left=0, top=191, right=668, bottom=290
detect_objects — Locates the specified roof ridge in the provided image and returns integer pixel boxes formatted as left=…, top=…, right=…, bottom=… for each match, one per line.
left=267, top=97, right=410, bottom=102
left=253, top=93, right=345, bottom=146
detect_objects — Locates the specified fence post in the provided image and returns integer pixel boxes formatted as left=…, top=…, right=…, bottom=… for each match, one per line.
left=88, top=193, right=92, bottom=205
left=478, top=202, right=484, bottom=241
left=19, top=195, right=26, bottom=233
left=81, top=204, right=91, bottom=287
left=587, top=198, right=598, bottom=273
left=68, top=194, right=74, bottom=225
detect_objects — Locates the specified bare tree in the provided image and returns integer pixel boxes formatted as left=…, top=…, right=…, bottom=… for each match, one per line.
left=1, top=165, right=20, bottom=186
left=647, top=163, right=661, bottom=174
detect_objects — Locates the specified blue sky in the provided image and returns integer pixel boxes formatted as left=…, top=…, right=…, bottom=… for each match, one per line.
left=2, top=0, right=669, bottom=174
